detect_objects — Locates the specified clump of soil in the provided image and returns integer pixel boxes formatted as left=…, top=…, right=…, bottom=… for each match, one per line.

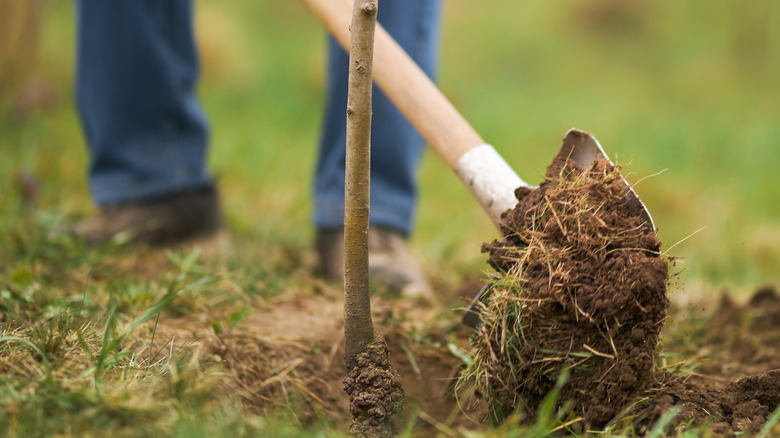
left=623, top=366, right=780, bottom=436
left=623, top=286, right=780, bottom=436
left=703, top=286, right=780, bottom=377
left=721, top=370, right=780, bottom=433
left=468, top=154, right=669, bottom=427
left=344, top=337, right=404, bottom=438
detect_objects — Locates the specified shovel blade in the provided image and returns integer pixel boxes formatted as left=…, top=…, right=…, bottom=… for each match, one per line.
left=559, top=129, right=655, bottom=232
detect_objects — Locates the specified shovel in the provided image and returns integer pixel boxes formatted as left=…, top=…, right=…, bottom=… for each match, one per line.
left=303, top=0, right=655, bottom=324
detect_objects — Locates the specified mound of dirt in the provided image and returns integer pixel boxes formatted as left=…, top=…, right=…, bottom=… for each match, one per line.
left=620, top=369, right=780, bottom=435
left=624, top=286, right=780, bottom=436
left=721, top=370, right=780, bottom=433
left=703, top=286, right=780, bottom=377
left=471, top=154, right=669, bottom=427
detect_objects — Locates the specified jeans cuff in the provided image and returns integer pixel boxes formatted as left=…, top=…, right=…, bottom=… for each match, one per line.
left=91, top=174, right=213, bottom=206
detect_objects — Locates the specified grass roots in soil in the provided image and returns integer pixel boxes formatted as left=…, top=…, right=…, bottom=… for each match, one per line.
left=463, top=154, right=669, bottom=428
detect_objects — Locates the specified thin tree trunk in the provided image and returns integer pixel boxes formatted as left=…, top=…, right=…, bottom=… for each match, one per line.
left=342, top=3, right=404, bottom=435
left=343, top=0, right=378, bottom=372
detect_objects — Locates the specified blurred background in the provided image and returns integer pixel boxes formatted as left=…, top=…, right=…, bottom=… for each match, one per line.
left=2, top=0, right=779, bottom=296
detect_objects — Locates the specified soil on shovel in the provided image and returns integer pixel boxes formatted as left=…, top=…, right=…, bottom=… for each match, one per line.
left=472, top=155, right=670, bottom=427
left=467, top=151, right=780, bottom=434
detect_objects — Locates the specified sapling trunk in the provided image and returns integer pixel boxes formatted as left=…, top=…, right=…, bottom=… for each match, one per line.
left=343, top=0, right=378, bottom=373
left=342, top=1, right=404, bottom=436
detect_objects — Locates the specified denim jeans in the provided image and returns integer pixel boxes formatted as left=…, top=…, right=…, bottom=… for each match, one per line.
left=76, top=0, right=442, bottom=236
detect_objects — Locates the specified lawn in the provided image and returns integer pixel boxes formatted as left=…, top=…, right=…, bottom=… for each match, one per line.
left=2, top=0, right=779, bottom=436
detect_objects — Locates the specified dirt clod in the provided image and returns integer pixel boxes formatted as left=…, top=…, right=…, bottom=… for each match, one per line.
left=469, top=155, right=669, bottom=427
left=344, top=336, right=404, bottom=437
left=627, top=368, right=780, bottom=436
left=627, top=287, right=780, bottom=435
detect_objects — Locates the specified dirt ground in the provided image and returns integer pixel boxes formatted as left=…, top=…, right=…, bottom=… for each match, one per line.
left=129, top=276, right=780, bottom=436
left=137, top=284, right=479, bottom=434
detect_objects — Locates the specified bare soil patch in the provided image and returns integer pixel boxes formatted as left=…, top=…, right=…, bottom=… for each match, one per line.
left=134, top=289, right=473, bottom=433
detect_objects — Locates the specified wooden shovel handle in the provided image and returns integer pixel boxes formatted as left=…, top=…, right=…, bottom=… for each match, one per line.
left=303, top=0, right=483, bottom=170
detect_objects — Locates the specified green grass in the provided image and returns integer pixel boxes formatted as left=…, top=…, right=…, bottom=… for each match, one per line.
left=2, top=0, right=780, bottom=436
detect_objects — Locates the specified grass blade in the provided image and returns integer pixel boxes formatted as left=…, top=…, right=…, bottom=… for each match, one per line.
left=647, top=404, right=682, bottom=438
left=756, top=404, right=780, bottom=438
left=118, top=286, right=180, bottom=340
left=0, top=335, right=51, bottom=376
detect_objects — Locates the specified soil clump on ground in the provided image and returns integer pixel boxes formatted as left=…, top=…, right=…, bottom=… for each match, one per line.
left=470, top=154, right=669, bottom=428
left=343, top=337, right=404, bottom=438
left=624, top=286, right=780, bottom=436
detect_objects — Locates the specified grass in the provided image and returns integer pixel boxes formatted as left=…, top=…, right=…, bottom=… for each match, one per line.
left=0, top=212, right=331, bottom=437
left=2, top=0, right=780, bottom=436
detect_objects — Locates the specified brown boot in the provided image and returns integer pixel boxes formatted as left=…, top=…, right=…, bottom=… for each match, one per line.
left=316, top=226, right=431, bottom=298
left=74, top=186, right=222, bottom=247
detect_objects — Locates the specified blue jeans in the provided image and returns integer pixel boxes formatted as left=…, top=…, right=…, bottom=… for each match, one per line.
left=76, top=0, right=442, bottom=236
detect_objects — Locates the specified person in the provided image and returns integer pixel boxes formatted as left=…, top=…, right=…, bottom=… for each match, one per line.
left=72, top=0, right=442, bottom=297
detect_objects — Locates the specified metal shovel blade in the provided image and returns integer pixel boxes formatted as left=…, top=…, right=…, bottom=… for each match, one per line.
left=462, top=129, right=656, bottom=330
left=560, top=129, right=655, bottom=232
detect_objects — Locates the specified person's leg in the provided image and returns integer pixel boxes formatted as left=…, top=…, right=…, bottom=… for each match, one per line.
left=76, top=0, right=211, bottom=205
left=74, top=0, right=220, bottom=246
left=313, top=0, right=443, bottom=236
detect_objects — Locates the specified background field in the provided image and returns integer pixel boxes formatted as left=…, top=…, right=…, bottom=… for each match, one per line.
left=3, top=0, right=780, bottom=290
left=2, top=0, right=780, bottom=436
